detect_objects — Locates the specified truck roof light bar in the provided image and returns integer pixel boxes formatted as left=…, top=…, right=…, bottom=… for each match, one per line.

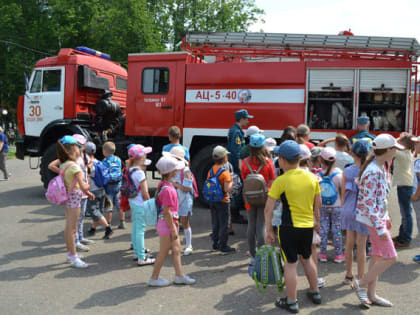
left=75, top=46, right=111, bottom=60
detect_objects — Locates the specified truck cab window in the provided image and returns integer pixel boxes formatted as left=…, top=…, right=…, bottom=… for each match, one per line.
left=30, top=70, right=42, bottom=93
left=142, top=68, right=169, bottom=94
left=116, top=77, right=127, bottom=91
left=42, top=70, right=61, bottom=92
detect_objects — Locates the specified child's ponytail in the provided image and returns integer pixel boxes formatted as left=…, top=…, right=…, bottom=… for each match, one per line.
left=56, top=141, right=73, bottom=163
left=358, top=148, right=388, bottom=179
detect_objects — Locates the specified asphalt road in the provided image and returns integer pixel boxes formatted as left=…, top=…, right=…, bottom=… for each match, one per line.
left=1, top=159, right=420, bottom=315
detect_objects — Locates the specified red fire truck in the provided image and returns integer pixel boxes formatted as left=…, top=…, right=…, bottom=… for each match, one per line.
left=17, top=32, right=420, bottom=198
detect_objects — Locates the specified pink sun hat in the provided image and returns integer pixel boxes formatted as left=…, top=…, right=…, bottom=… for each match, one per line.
left=128, top=144, right=152, bottom=159
left=72, top=134, right=87, bottom=145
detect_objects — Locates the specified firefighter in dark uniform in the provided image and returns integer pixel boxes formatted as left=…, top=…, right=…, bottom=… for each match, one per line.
left=227, top=109, right=253, bottom=224
left=350, top=116, right=376, bottom=146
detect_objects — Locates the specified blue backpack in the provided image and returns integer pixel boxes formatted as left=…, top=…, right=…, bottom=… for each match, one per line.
left=143, top=186, right=169, bottom=226
left=103, top=156, right=122, bottom=183
left=91, top=160, right=111, bottom=187
left=319, top=171, right=339, bottom=205
left=202, top=167, right=226, bottom=203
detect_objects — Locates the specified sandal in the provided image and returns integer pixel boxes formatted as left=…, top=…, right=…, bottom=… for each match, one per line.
left=275, top=297, right=299, bottom=314
left=343, top=275, right=353, bottom=285
left=369, top=296, right=393, bottom=307
left=353, top=280, right=371, bottom=308
left=137, top=257, right=155, bottom=266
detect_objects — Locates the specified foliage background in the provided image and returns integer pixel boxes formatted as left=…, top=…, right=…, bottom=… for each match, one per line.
left=0, top=0, right=264, bottom=124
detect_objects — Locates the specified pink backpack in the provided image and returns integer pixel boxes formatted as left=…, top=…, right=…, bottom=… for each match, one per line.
left=180, top=167, right=199, bottom=198
left=45, top=163, right=77, bottom=205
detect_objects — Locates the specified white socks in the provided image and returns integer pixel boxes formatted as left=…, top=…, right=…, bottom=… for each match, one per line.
left=184, top=228, right=192, bottom=248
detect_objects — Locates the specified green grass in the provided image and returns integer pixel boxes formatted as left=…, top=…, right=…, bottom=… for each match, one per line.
left=7, top=146, right=16, bottom=160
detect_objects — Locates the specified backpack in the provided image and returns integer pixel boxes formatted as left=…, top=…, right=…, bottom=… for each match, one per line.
left=202, top=167, right=226, bottom=203
left=242, top=158, right=268, bottom=207
left=91, top=160, right=110, bottom=187
left=230, top=173, right=242, bottom=197
left=319, top=171, right=340, bottom=205
left=45, top=163, right=77, bottom=205
left=120, top=168, right=141, bottom=199
left=142, top=185, right=169, bottom=226
left=249, top=245, right=284, bottom=294
left=103, top=156, right=122, bottom=183
left=180, top=167, right=199, bottom=198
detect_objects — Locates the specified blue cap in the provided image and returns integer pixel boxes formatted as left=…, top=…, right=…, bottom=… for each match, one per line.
left=60, top=135, right=81, bottom=147
left=276, top=140, right=301, bottom=160
left=357, top=116, right=370, bottom=125
left=351, top=140, right=370, bottom=157
left=235, top=109, right=254, bottom=121
left=250, top=134, right=266, bottom=148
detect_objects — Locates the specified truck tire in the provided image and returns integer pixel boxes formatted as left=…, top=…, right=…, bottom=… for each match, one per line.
left=40, top=143, right=58, bottom=188
left=191, top=144, right=217, bottom=206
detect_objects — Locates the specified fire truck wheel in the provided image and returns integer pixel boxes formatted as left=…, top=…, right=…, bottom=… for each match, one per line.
left=191, top=145, right=217, bottom=206
left=40, top=143, right=58, bottom=189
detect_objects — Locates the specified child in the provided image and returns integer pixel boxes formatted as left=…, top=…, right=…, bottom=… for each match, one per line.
left=392, top=133, right=418, bottom=248
left=162, top=126, right=190, bottom=161
left=354, top=134, right=401, bottom=307
left=209, top=145, right=235, bottom=254
left=149, top=153, right=195, bottom=286
left=57, top=136, right=94, bottom=268
left=128, top=144, right=155, bottom=266
left=265, top=137, right=277, bottom=161
left=265, top=140, right=322, bottom=313
left=170, top=146, right=194, bottom=256
left=341, top=141, right=370, bottom=284
left=102, top=141, right=125, bottom=228
left=310, top=147, right=323, bottom=175
left=318, top=147, right=345, bottom=263
left=85, top=142, right=114, bottom=240
left=296, top=124, right=315, bottom=150
left=241, top=134, right=275, bottom=265
left=319, top=133, right=353, bottom=170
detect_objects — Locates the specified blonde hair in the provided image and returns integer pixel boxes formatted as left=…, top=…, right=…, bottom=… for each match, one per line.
left=296, top=124, right=310, bottom=144
left=103, top=141, right=116, bottom=154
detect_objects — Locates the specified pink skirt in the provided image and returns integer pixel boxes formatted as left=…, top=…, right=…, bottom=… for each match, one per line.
left=367, top=226, right=397, bottom=259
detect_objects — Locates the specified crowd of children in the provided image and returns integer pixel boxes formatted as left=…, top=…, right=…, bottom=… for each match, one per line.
left=48, top=116, right=420, bottom=312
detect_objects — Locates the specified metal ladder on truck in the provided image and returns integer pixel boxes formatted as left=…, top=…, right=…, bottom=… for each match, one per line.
left=182, top=32, right=420, bottom=62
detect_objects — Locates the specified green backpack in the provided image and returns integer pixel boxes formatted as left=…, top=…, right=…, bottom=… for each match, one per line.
left=251, top=245, right=284, bottom=293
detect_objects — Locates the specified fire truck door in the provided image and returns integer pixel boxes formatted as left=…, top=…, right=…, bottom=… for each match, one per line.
left=24, top=67, right=65, bottom=137
left=137, top=61, right=184, bottom=137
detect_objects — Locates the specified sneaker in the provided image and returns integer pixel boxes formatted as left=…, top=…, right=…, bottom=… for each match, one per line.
left=80, top=238, right=95, bottom=245
left=392, top=236, right=401, bottom=243
left=318, top=253, right=327, bottom=262
left=307, top=291, right=322, bottom=305
left=211, top=243, right=219, bottom=252
left=220, top=246, right=236, bottom=255
left=184, top=246, right=193, bottom=256
left=275, top=297, right=299, bottom=314
left=70, top=257, right=88, bottom=268
left=76, top=243, right=90, bottom=252
left=413, top=254, right=420, bottom=263
left=118, top=221, right=126, bottom=229
left=103, top=226, right=113, bottom=239
left=394, top=240, right=410, bottom=249
left=87, top=228, right=96, bottom=236
left=66, top=253, right=84, bottom=263
left=174, top=274, right=196, bottom=285
left=149, top=276, right=170, bottom=287
left=129, top=243, right=133, bottom=250
left=138, top=257, right=155, bottom=266
left=334, top=254, right=345, bottom=263
left=318, top=278, right=326, bottom=288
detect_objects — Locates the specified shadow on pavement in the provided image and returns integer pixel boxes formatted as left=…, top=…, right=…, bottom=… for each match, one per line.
left=381, top=261, right=420, bottom=284
left=0, top=185, right=46, bottom=208
left=0, top=263, right=67, bottom=281
left=19, top=205, right=65, bottom=224
left=75, top=283, right=147, bottom=309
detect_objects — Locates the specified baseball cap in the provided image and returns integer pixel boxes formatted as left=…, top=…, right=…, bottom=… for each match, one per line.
left=156, top=154, right=185, bottom=175
left=213, top=145, right=230, bottom=159
left=265, top=138, right=277, bottom=151
left=60, top=135, right=81, bottom=147
left=85, top=142, right=96, bottom=155
left=276, top=140, right=301, bottom=160
left=320, top=147, right=337, bottom=161
left=250, top=134, right=266, bottom=148
left=357, top=116, right=370, bottom=125
left=72, top=134, right=87, bottom=145
left=235, top=109, right=254, bottom=120
left=299, top=144, right=311, bottom=160
left=351, top=140, right=369, bottom=157
left=246, top=125, right=263, bottom=137
left=128, top=144, right=152, bottom=159
left=373, top=134, right=404, bottom=150
left=311, top=147, right=322, bottom=158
